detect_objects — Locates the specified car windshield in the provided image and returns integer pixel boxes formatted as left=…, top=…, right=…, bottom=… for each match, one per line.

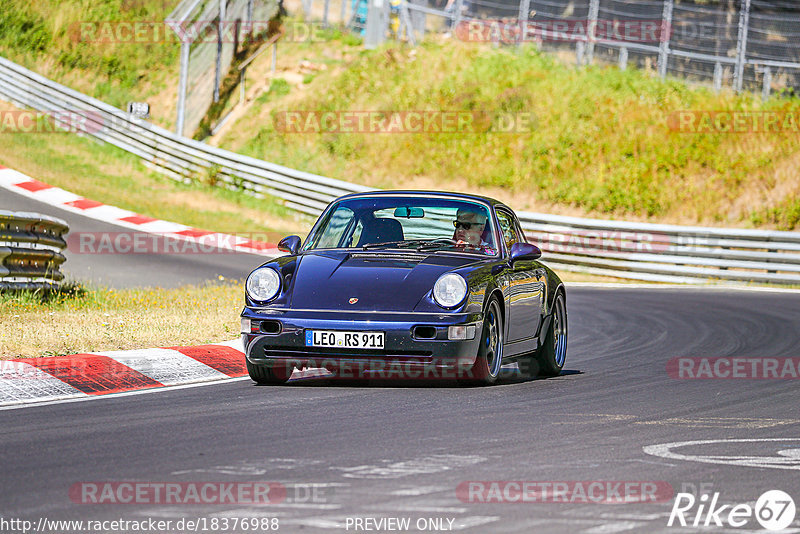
left=303, top=196, right=498, bottom=255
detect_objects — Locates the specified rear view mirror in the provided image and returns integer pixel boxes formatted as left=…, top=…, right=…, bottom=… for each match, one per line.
left=393, top=207, right=425, bottom=218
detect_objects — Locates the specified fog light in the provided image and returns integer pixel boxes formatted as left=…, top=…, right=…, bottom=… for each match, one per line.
left=448, top=325, right=476, bottom=340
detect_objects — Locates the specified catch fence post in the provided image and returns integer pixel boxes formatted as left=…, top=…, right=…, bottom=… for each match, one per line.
left=733, top=0, right=751, bottom=92
left=657, top=0, right=674, bottom=78
left=586, top=0, right=599, bottom=65
left=517, top=0, right=531, bottom=47
left=214, top=0, right=227, bottom=103
left=176, top=41, right=190, bottom=136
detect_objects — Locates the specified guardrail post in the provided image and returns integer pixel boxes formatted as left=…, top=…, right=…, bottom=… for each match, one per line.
left=733, top=0, right=751, bottom=93
left=658, top=0, right=674, bottom=78
left=517, top=0, right=531, bottom=47
left=761, top=66, right=772, bottom=100
left=713, top=62, right=723, bottom=91
left=619, top=47, right=628, bottom=70
left=586, top=0, right=599, bottom=65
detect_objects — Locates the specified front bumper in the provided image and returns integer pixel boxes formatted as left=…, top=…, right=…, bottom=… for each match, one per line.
left=242, top=307, right=483, bottom=374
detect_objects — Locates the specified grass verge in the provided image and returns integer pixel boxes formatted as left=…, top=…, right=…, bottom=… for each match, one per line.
left=1, top=280, right=243, bottom=359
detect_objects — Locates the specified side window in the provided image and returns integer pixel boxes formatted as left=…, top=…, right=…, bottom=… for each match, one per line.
left=314, top=206, right=355, bottom=248
left=515, top=220, right=528, bottom=244
left=348, top=220, right=363, bottom=247
left=496, top=210, right=520, bottom=251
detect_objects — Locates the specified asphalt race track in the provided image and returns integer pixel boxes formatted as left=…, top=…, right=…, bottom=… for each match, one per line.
left=0, top=186, right=268, bottom=288
left=2, top=287, right=799, bottom=533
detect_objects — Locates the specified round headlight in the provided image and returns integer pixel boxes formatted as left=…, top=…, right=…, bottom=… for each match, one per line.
left=246, top=267, right=281, bottom=302
left=433, top=273, right=468, bottom=308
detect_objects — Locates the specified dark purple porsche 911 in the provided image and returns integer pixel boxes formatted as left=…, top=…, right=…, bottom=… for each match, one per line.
left=240, top=191, right=567, bottom=386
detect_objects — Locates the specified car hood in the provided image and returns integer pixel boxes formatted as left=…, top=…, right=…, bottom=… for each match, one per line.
left=289, top=251, right=481, bottom=311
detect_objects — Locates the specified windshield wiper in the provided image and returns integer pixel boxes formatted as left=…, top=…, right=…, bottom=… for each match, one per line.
left=414, top=239, right=459, bottom=252
left=417, top=240, right=492, bottom=253
left=361, top=240, right=419, bottom=250
left=362, top=239, right=485, bottom=252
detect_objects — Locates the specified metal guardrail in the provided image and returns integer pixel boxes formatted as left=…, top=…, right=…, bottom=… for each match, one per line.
left=518, top=212, right=800, bottom=285
left=1, top=56, right=799, bottom=285
left=0, top=211, right=69, bottom=290
left=0, top=56, right=372, bottom=217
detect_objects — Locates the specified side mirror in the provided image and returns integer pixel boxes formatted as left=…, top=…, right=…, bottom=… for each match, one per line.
left=509, top=242, right=542, bottom=263
left=278, top=235, right=302, bottom=255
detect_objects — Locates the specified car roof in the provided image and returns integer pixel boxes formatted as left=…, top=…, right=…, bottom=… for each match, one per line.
left=335, top=190, right=513, bottom=214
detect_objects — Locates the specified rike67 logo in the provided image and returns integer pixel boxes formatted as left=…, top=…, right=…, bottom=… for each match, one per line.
left=668, top=490, right=796, bottom=531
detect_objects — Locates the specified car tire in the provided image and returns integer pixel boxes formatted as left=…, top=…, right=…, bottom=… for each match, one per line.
left=459, top=297, right=504, bottom=386
left=530, top=290, right=567, bottom=377
left=246, top=359, right=292, bottom=385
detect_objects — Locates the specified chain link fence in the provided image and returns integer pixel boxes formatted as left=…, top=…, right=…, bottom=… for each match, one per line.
left=168, top=0, right=280, bottom=137
left=293, top=0, right=800, bottom=97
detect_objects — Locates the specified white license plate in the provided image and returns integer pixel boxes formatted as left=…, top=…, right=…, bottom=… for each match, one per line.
left=305, top=330, right=385, bottom=349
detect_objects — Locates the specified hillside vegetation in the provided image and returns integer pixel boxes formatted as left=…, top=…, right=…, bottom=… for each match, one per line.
left=2, top=2, right=799, bottom=230
left=0, top=0, right=181, bottom=129
left=218, top=35, right=800, bottom=230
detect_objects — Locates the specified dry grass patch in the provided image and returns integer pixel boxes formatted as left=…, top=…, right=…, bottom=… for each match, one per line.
left=1, top=280, right=244, bottom=359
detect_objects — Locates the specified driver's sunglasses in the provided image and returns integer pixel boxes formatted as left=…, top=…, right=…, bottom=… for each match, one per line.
left=454, top=220, right=478, bottom=230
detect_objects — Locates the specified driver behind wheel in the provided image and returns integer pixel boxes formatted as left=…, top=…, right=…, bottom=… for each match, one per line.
left=453, top=208, right=488, bottom=247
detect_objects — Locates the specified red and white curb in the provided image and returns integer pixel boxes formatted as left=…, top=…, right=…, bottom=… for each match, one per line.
left=0, top=340, right=251, bottom=407
left=0, top=340, right=335, bottom=408
left=0, top=165, right=280, bottom=256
